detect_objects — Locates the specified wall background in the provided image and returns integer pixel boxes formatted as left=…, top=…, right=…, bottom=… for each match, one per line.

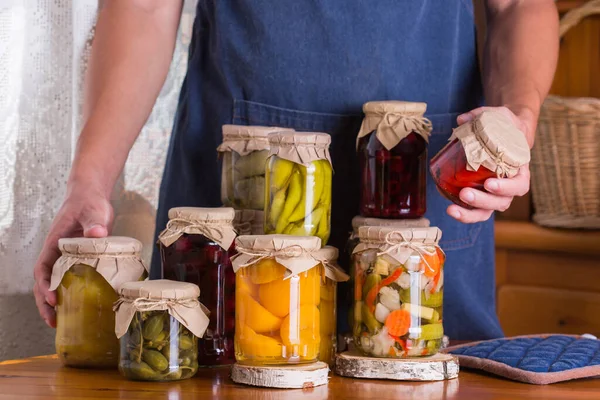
left=0, top=0, right=196, bottom=360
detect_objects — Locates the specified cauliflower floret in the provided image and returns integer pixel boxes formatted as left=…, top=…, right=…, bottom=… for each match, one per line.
left=374, top=302, right=390, bottom=323
left=378, top=286, right=401, bottom=310
left=371, top=326, right=396, bottom=356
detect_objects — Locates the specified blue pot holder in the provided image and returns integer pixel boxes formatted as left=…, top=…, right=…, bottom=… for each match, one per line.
left=444, top=334, right=600, bottom=384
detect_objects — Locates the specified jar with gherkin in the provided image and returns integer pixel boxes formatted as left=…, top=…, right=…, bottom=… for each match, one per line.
left=114, top=280, right=210, bottom=381
left=264, top=132, right=333, bottom=245
left=50, top=237, right=148, bottom=368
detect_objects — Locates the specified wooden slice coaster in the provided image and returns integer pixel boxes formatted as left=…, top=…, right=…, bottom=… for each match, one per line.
left=231, top=361, right=329, bottom=389
left=335, top=351, right=459, bottom=381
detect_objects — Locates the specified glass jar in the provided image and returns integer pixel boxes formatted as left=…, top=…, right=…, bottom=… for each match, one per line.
left=357, top=101, right=432, bottom=219
left=218, top=125, right=294, bottom=210
left=315, top=246, right=349, bottom=367
left=339, top=216, right=431, bottom=351
left=352, top=227, right=445, bottom=358
left=115, top=280, right=210, bottom=381
left=159, top=207, right=237, bottom=366
left=264, top=132, right=333, bottom=245
left=50, top=237, right=148, bottom=368
left=430, top=110, right=530, bottom=209
left=232, top=235, right=324, bottom=365
left=233, top=209, right=265, bottom=236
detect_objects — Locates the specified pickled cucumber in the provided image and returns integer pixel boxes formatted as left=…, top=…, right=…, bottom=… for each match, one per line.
left=119, top=310, right=198, bottom=381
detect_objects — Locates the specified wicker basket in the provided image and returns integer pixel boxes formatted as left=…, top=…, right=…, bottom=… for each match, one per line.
left=530, top=0, right=600, bottom=229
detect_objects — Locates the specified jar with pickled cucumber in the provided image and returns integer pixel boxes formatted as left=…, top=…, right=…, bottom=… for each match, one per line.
left=264, top=132, right=333, bottom=245
left=218, top=125, right=294, bottom=210
left=159, top=207, right=237, bottom=366
left=352, top=227, right=445, bottom=358
left=50, top=237, right=148, bottom=368
left=231, top=235, right=324, bottom=365
left=115, top=280, right=210, bottom=381
left=233, top=209, right=265, bottom=235
left=314, top=246, right=349, bottom=367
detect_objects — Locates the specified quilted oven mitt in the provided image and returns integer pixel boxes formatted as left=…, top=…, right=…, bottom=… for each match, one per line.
left=444, top=334, right=600, bottom=385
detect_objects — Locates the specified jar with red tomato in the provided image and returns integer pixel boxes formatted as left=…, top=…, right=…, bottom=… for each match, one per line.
left=158, top=207, right=238, bottom=366
left=430, top=110, right=530, bottom=209
left=357, top=101, right=433, bottom=219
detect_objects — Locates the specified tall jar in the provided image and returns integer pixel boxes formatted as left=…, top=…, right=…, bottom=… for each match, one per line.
left=115, top=280, right=210, bottom=381
left=352, top=227, right=445, bottom=358
left=357, top=101, right=432, bottom=218
left=232, top=235, right=324, bottom=365
left=314, top=246, right=349, bottom=367
left=218, top=125, right=294, bottom=210
left=264, top=132, right=333, bottom=245
left=50, top=237, right=148, bottom=368
left=339, top=216, right=430, bottom=351
left=159, top=207, right=237, bottom=366
left=233, top=209, right=265, bottom=236
left=430, top=110, right=530, bottom=209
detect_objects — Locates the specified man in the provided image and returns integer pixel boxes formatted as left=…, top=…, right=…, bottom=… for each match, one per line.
left=33, top=0, right=558, bottom=340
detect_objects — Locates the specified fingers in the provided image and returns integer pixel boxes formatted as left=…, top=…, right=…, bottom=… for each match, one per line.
left=80, top=202, right=112, bottom=237
left=484, top=166, right=531, bottom=197
left=447, top=204, right=494, bottom=224
left=34, top=282, right=56, bottom=328
left=458, top=188, right=514, bottom=212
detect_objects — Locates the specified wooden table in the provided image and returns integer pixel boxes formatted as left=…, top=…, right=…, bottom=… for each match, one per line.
left=1, top=355, right=599, bottom=399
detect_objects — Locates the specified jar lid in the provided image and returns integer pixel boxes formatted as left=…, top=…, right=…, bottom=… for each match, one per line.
left=232, top=234, right=322, bottom=276
left=314, top=246, right=350, bottom=282
left=233, top=209, right=263, bottom=236
left=268, top=132, right=332, bottom=166
left=450, top=110, right=530, bottom=178
left=114, top=279, right=210, bottom=340
left=49, top=236, right=148, bottom=292
left=217, top=125, right=294, bottom=156
left=357, top=100, right=433, bottom=150
left=159, top=207, right=237, bottom=250
left=354, top=226, right=442, bottom=266
left=351, top=216, right=431, bottom=232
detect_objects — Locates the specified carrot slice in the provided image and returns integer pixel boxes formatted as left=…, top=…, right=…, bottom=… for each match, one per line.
left=421, top=252, right=440, bottom=278
left=384, top=309, right=411, bottom=337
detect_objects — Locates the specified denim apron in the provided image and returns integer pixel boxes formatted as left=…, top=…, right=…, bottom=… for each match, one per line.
left=152, top=0, right=504, bottom=340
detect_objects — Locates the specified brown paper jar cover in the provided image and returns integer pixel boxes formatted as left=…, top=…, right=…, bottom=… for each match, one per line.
left=114, top=279, right=210, bottom=339
left=158, top=207, right=236, bottom=250
left=314, top=245, right=349, bottom=282
left=217, top=125, right=294, bottom=156
left=268, top=131, right=332, bottom=167
left=49, top=236, right=148, bottom=292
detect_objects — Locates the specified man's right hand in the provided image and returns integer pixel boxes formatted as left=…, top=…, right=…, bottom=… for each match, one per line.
left=33, top=185, right=113, bottom=328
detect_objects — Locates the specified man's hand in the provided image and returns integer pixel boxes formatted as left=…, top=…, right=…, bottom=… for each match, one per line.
left=447, top=106, right=535, bottom=223
left=33, top=184, right=113, bottom=328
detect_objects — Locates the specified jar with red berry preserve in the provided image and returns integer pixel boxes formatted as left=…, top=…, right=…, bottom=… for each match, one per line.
left=357, top=101, right=433, bottom=219
left=158, top=207, right=238, bottom=366
left=430, top=110, right=530, bottom=209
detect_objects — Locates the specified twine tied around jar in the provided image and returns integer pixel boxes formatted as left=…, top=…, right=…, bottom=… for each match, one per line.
left=234, top=244, right=307, bottom=268
left=378, top=231, right=442, bottom=276
left=159, top=218, right=224, bottom=245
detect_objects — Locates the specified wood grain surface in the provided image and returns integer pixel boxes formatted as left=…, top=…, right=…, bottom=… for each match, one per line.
left=1, top=355, right=600, bottom=399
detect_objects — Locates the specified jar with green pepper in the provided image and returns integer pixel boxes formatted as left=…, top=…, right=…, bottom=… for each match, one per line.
left=115, top=280, right=210, bottom=381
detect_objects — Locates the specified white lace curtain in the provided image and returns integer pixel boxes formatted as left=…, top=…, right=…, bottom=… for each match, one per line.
left=0, top=0, right=197, bottom=295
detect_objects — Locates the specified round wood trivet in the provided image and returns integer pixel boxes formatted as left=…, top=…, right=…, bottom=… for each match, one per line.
left=231, top=361, right=329, bottom=389
left=335, top=351, right=459, bottom=381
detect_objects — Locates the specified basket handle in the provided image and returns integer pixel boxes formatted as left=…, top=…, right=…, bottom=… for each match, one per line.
left=559, top=0, right=600, bottom=38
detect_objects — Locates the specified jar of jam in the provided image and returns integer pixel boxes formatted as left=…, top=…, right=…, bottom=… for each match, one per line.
left=430, top=110, right=530, bottom=209
left=233, top=209, right=265, bottom=236
left=339, top=216, right=430, bottom=351
left=218, top=125, right=294, bottom=210
left=158, top=207, right=237, bottom=366
left=231, top=234, right=324, bottom=365
left=115, top=280, right=210, bottom=381
left=357, top=101, right=432, bottom=219
left=50, top=237, right=148, bottom=368
left=314, top=246, right=349, bottom=367
left=264, top=132, right=333, bottom=245
left=352, top=226, right=445, bottom=358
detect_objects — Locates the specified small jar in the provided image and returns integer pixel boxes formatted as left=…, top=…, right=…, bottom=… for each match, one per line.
left=339, top=216, right=430, bottom=350
left=218, top=125, right=294, bottom=210
left=50, top=237, right=148, bottom=368
left=357, top=101, right=432, bottom=218
left=430, top=110, right=530, bottom=209
left=159, top=207, right=237, bottom=366
left=115, top=280, right=210, bottom=381
left=352, top=227, right=445, bottom=358
left=264, top=132, right=333, bottom=245
left=314, top=246, right=349, bottom=367
left=233, top=209, right=265, bottom=235
left=231, top=235, right=324, bottom=365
